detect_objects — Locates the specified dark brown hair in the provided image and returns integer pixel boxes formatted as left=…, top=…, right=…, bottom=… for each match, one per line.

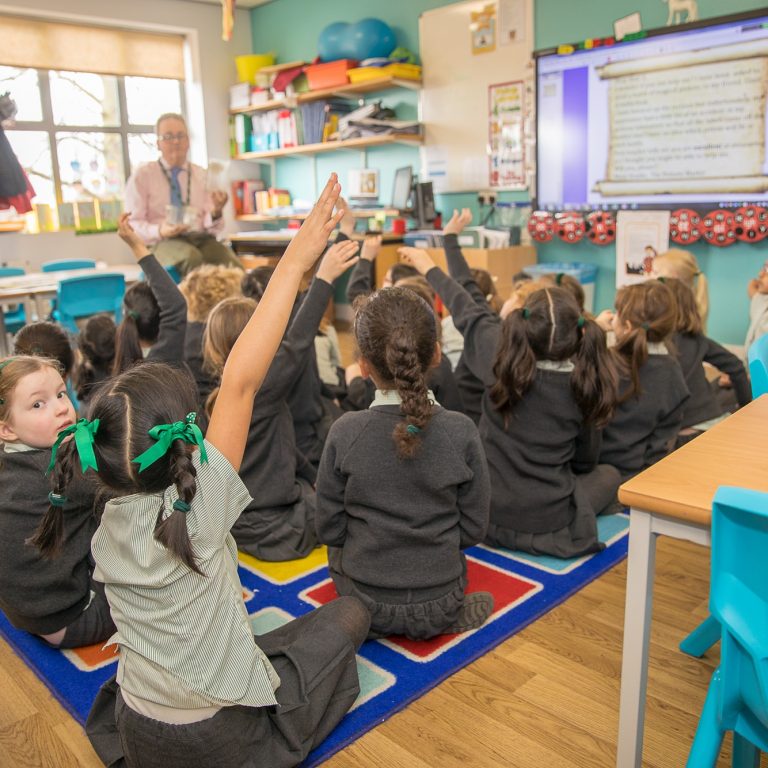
left=14, top=322, right=74, bottom=376
left=354, top=287, right=437, bottom=458
left=542, top=272, right=585, bottom=312
left=37, top=363, right=203, bottom=573
left=490, top=287, right=617, bottom=427
left=612, top=280, right=677, bottom=402
left=73, top=315, right=116, bottom=401
left=240, top=266, right=274, bottom=301
left=662, top=277, right=702, bottom=336
left=393, top=275, right=442, bottom=343
left=470, top=268, right=503, bottom=314
left=112, top=282, right=160, bottom=375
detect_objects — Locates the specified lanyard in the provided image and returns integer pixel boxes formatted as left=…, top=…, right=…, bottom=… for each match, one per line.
left=158, top=161, right=191, bottom=206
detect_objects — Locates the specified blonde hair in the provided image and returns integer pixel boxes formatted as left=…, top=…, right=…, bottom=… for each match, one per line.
left=180, top=265, right=244, bottom=322
left=653, top=249, right=708, bottom=331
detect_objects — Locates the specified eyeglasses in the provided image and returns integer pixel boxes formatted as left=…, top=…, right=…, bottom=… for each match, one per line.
left=158, top=132, right=188, bottom=142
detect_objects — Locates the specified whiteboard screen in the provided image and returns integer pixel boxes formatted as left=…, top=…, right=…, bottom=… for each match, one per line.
left=419, top=0, right=534, bottom=193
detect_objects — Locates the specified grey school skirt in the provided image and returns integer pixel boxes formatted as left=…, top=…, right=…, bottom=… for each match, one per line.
left=328, top=546, right=466, bottom=640
left=86, top=599, right=366, bottom=768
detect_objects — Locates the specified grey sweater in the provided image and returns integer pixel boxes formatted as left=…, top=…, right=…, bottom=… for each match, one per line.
left=139, top=253, right=187, bottom=366
left=316, top=405, right=490, bottom=590
left=0, top=449, right=98, bottom=634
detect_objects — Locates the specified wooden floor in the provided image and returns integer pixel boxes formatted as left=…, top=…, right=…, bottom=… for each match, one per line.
left=1, top=536, right=762, bottom=767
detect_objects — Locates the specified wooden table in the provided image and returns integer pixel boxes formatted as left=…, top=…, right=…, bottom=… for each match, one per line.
left=616, top=395, right=768, bottom=767
left=0, top=264, right=142, bottom=353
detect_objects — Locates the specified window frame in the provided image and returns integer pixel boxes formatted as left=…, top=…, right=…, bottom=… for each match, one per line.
left=6, top=67, right=185, bottom=206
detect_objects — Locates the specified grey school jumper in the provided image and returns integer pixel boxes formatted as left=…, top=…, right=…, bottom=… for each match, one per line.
left=139, top=253, right=187, bottom=366
left=426, top=267, right=619, bottom=555
left=316, top=404, right=490, bottom=592
left=230, top=278, right=335, bottom=560
left=672, top=331, right=751, bottom=428
left=600, top=352, right=689, bottom=480
left=0, top=448, right=99, bottom=634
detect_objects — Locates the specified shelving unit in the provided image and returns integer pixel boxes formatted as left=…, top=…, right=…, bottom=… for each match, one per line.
left=230, top=75, right=422, bottom=116
left=234, top=133, right=422, bottom=162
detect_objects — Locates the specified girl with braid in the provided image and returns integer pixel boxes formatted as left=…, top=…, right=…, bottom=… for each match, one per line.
left=316, top=287, right=493, bottom=640
left=0, top=355, right=113, bottom=647
left=401, top=247, right=622, bottom=558
left=43, top=176, right=370, bottom=768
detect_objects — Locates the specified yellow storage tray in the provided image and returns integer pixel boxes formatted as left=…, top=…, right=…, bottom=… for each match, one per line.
left=347, top=63, right=422, bottom=83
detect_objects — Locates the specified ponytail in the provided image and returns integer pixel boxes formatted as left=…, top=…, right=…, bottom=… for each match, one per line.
left=153, top=440, right=202, bottom=575
left=490, top=308, right=537, bottom=423
left=29, top=439, right=77, bottom=557
left=571, top=318, right=617, bottom=426
left=112, top=313, right=143, bottom=375
left=385, top=325, right=433, bottom=458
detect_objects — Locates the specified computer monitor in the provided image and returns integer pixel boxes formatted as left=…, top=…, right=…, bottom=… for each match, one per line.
left=391, top=166, right=413, bottom=212
left=414, top=181, right=437, bottom=228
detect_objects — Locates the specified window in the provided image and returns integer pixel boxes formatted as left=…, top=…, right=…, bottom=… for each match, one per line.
left=1, top=65, right=183, bottom=232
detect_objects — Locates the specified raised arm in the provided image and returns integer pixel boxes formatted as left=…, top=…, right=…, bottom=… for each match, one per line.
left=441, top=209, right=488, bottom=308
left=345, top=235, right=381, bottom=303
left=117, top=213, right=188, bottom=364
left=206, top=175, right=345, bottom=470
left=400, top=248, right=500, bottom=386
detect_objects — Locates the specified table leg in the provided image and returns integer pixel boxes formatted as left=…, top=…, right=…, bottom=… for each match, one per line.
left=617, top=508, right=657, bottom=768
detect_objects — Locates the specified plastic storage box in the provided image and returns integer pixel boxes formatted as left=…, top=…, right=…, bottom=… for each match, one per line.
left=347, top=63, right=422, bottom=84
left=522, top=262, right=598, bottom=312
left=304, top=59, right=357, bottom=90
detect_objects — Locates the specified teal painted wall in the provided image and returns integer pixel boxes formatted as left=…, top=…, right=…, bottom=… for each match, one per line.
left=251, top=0, right=768, bottom=343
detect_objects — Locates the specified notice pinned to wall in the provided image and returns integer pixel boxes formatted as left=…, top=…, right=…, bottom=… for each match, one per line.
left=489, top=80, right=526, bottom=189
left=615, top=210, right=670, bottom=286
left=471, top=4, right=496, bottom=55
left=498, top=0, right=526, bottom=45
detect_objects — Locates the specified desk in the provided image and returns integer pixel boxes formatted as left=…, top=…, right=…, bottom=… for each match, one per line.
left=616, top=396, right=768, bottom=767
left=0, top=264, right=142, bottom=354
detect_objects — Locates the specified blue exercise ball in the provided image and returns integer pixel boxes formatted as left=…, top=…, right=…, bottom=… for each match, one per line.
left=348, top=18, right=396, bottom=61
left=318, top=21, right=350, bottom=62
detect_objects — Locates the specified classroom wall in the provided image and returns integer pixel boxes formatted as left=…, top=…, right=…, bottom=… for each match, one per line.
left=251, top=0, right=768, bottom=344
left=0, top=0, right=253, bottom=269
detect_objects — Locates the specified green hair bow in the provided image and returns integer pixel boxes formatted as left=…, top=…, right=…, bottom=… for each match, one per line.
left=132, top=412, right=208, bottom=472
left=48, top=418, right=100, bottom=474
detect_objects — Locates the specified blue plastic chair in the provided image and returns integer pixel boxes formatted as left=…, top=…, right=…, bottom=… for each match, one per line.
left=165, top=265, right=182, bottom=284
left=681, top=334, right=768, bottom=658
left=52, top=274, right=125, bottom=334
left=748, top=334, right=768, bottom=399
left=0, top=266, right=26, bottom=335
left=41, top=259, right=96, bottom=273
left=686, top=486, right=768, bottom=767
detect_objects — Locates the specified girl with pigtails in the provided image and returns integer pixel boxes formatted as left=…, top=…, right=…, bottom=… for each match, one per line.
left=599, top=280, right=690, bottom=478
left=316, top=286, right=493, bottom=641
left=400, top=247, right=621, bottom=559
left=44, top=177, right=371, bottom=768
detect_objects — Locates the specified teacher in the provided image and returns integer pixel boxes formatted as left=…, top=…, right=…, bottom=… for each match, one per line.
left=124, top=112, right=242, bottom=276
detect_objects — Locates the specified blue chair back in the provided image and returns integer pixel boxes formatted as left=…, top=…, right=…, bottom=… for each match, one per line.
left=687, top=486, right=768, bottom=765
left=165, top=265, right=182, bottom=284
left=748, top=334, right=768, bottom=399
left=52, top=274, right=125, bottom=334
left=0, top=266, right=27, bottom=334
left=41, top=259, right=96, bottom=273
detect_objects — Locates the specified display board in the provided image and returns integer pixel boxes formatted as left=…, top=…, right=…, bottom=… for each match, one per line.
left=419, top=0, right=534, bottom=193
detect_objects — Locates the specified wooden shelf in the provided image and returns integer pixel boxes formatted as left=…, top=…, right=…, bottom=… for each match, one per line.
left=234, top=133, right=423, bottom=161
left=229, top=75, right=422, bottom=115
left=236, top=208, right=398, bottom=223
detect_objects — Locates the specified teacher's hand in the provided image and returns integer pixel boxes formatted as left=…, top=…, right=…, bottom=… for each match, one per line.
left=159, top=221, right=188, bottom=239
left=211, top=189, right=228, bottom=218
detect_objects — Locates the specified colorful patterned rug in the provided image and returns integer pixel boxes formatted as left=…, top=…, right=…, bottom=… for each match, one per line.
left=0, top=514, right=630, bottom=766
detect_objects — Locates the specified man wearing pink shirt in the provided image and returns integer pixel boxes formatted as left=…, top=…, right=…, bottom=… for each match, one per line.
left=124, top=113, right=242, bottom=276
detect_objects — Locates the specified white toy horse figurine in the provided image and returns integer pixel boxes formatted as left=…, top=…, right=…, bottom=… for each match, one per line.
left=663, top=0, right=699, bottom=26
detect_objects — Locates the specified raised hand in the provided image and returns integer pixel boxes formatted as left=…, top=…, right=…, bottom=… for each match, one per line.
left=398, top=246, right=436, bottom=276
left=211, top=189, right=228, bottom=217
left=443, top=208, right=472, bottom=236
left=283, top=175, right=344, bottom=272
left=316, top=240, right=360, bottom=284
left=360, top=234, right=382, bottom=262
left=118, top=213, right=151, bottom=259
left=336, top=195, right=356, bottom=237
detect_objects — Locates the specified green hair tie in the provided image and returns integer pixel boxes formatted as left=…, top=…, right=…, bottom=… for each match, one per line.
left=127, top=310, right=140, bottom=321
left=406, top=424, right=421, bottom=435
left=555, top=273, right=565, bottom=286
left=48, top=418, right=100, bottom=474
left=641, top=322, right=650, bottom=331
left=657, top=276, right=666, bottom=284
left=172, top=499, right=191, bottom=513
left=132, top=412, right=208, bottom=472
left=48, top=491, right=67, bottom=507
left=577, top=315, right=585, bottom=329
left=521, top=307, right=530, bottom=319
